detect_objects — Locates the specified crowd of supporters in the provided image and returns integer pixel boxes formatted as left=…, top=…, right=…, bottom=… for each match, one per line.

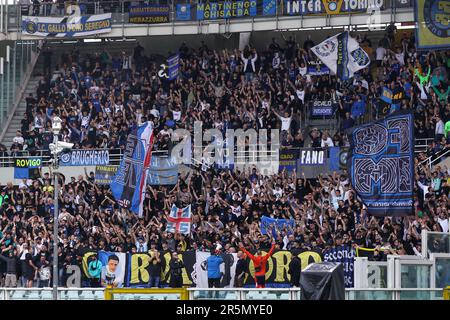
left=0, top=26, right=449, bottom=288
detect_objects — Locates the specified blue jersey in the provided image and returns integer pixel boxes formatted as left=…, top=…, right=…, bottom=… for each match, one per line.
left=207, top=255, right=224, bottom=279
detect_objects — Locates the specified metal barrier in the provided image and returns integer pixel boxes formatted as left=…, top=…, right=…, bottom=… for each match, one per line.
left=104, top=287, right=189, bottom=300
left=3, top=0, right=412, bottom=32
left=0, top=287, right=444, bottom=300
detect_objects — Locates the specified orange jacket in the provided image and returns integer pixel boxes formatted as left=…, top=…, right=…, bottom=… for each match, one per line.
left=240, top=244, right=276, bottom=277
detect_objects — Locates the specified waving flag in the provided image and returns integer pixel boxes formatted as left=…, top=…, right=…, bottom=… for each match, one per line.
left=347, top=112, right=414, bottom=216
left=167, top=54, right=180, bottom=80
left=312, top=32, right=370, bottom=81
left=166, top=205, right=192, bottom=235
left=111, top=122, right=154, bottom=217
left=260, top=216, right=295, bottom=238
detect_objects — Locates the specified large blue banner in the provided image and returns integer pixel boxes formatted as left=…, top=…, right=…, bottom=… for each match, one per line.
left=348, top=112, right=414, bottom=216
left=260, top=216, right=295, bottom=238
left=323, top=245, right=355, bottom=288
left=147, top=156, right=179, bottom=185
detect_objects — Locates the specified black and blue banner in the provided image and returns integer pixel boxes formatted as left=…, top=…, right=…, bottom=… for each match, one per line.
left=167, top=54, right=180, bottom=81
left=111, top=122, right=154, bottom=217
left=348, top=112, right=414, bottom=217
left=310, top=100, right=336, bottom=118
left=129, top=4, right=170, bottom=24
left=176, top=0, right=277, bottom=21
left=336, top=31, right=350, bottom=81
left=278, top=148, right=299, bottom=172
left=14, top=157, right=42, bottom=179
left=323, top=245, right=355, bottom=288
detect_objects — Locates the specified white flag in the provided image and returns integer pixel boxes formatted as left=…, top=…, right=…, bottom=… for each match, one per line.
left=311, top=32, right=370, bottom=81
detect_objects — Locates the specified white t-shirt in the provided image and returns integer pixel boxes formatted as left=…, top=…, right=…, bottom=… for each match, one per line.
left=173, top=110, right=181, bottom=121
left=395, top=52, right=405, bottom=66
left=13, top=136, right=24, bottom=145
left=438, top=217, right=449, bottom=233
left=279, top=116, right=292, bottom=132
left=230, top=205, right=242, bottom=217
left=321, top=137, right=334, bottom=148
left=376, top=47, right=386, bottom=61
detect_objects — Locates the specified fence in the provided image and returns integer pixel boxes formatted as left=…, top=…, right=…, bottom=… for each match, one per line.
left=2, top=0, right=414, bottom=32
left=0, top=287, right=444, bottom=300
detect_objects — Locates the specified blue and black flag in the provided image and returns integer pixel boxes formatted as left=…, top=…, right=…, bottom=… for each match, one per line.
left=111, top=122, right=154, bottom=217
left=347, top=112, right=414, bottom=216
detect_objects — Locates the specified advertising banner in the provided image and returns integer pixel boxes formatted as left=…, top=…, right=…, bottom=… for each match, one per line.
left=22, top=13, right=112, bottom=37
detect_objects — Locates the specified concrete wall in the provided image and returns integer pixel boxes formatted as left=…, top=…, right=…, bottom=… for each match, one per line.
left=0, top=166, right=96, bottom=185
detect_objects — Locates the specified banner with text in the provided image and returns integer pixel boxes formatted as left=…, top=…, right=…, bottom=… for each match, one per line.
left=323, top=245, right=355, bottom=288
left=129, top=4, right=170, bottom=24
left=310, top=100, right=337, bottom=118
left=95, top=165, right=118, bottom=185
left=22, top=14, right=112, bottom=37
left=176, top=0, right=277, bottom=21
left=284, top=0, right=384, bottom=15
left=60, top=150, right=110, bottom=166
left=14, top=157, right=42, bottom=179
left=278, top=148, right=299, bottom=172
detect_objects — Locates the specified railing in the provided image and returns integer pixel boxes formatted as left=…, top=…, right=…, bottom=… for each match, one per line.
left=345, top=288, right=445, bottom=300
left=0, top=148, right=171, bottom=167
left=0, top=287, right=444, bottom=300
left=3, top=0, right=413, bottom=32
left=418, top=147, right=450, bottom=170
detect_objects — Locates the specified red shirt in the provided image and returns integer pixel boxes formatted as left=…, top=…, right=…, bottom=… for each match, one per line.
left=240, top=244, right=276, bottom=277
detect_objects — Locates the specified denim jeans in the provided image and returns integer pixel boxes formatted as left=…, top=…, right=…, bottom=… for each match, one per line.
left=149, top=276, right=160, bottom=288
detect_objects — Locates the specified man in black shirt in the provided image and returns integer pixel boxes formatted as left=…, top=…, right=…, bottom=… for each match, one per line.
left=234, top=250, right=247, bottom=288
left=169, top=251, right=184, bottom=288
left=148, top=242, right=162, bottom=288
left=288, top=254, right=301, bottom=287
